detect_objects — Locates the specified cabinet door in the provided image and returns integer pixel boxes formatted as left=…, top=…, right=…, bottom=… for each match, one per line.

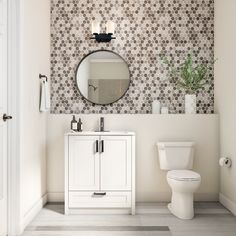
left=100, top=136, right=132, bottom=191
left=69, top=136, right=99, bottom=191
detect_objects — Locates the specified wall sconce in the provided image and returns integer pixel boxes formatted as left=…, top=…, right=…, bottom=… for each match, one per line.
left=91, top=21, right=116, bottom=42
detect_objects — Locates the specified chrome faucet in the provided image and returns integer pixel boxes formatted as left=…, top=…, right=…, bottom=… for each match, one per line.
left=100, top=117, right=105, bottom=132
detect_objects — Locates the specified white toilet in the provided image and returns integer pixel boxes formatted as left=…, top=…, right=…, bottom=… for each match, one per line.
left=157, top=142, right=201, bottom=220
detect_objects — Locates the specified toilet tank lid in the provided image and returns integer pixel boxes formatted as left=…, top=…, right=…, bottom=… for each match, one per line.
left=157, top=142, right=195, bottom=148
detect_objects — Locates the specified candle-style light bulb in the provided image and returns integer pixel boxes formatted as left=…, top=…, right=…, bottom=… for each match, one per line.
left=106, top=21, right=115, bottom=35
left=92, top=21, right=100, bottom=34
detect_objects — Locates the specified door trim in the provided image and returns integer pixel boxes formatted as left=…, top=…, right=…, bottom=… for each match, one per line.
left=7, top=0, right=21, bottom=235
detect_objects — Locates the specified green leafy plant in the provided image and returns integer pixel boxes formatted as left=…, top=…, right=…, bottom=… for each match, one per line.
left=162, top=55, right=214, bottom=94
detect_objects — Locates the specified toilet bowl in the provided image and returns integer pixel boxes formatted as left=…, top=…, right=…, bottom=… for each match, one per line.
left=157, top=142, right=201, bottom=220
left=167, top=170, right=201, bottom=219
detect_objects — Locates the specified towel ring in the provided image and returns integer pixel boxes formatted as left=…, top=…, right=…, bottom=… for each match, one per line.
left=39, top=73, right=48, bottom=82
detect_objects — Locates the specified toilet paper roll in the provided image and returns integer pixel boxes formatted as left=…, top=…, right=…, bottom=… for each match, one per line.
left=219, top=157, right=232, bottom=168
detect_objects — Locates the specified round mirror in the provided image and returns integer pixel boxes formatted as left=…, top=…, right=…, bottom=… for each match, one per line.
left=76, top=50, right=130, bottom=105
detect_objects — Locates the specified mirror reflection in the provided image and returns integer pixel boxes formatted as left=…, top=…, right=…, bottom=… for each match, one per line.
left=76, top=50, right=130, bottom=105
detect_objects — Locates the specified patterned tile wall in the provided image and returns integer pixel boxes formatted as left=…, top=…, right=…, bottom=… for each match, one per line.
left=51, top=0, right=214, bottom=114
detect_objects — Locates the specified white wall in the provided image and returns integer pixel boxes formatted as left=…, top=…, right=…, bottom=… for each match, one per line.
left=47, top=114, right=219, bottom=202
left=215, top=0, right=236, bottom=214
left=91, top=61, right=129, bottom=80
left=19, top=0, right=50, bottom=229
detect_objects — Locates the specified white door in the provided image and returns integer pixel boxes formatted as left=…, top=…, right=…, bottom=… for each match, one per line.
left=0, top=0, right=8, bottom=235
left=68, top=136, right=100, bottom=191
left=100, top=136, right=132, bottom=191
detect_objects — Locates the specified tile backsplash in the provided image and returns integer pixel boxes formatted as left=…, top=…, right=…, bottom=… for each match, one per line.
left=51, top=0, right=214, bottom=114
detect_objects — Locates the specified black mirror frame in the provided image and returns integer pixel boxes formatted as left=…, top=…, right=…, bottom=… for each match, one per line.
left=75, top=49, right=131, bottom=106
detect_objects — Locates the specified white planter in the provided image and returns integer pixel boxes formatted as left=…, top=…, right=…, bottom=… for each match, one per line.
left=185, top=94, right=196, bottom=114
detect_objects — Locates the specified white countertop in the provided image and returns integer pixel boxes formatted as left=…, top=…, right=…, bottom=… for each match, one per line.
left=65, top=131, right=135, bottom=136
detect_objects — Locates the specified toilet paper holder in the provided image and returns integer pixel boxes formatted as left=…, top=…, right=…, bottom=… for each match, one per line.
left=219, top=157, right=232, bottom=168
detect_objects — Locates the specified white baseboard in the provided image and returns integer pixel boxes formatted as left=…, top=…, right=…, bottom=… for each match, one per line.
left=47, top=192, right=64, bottom=202
left=20, top=194, right=47, bottom=234
left=219, top=193, right=236, bottom=216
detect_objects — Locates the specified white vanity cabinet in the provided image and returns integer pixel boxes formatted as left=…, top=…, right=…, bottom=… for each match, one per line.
left=65, top=132, right=135, bottom=215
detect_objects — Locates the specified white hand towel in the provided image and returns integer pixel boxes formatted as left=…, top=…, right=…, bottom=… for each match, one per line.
left=40, top=78, right=50, bottom=112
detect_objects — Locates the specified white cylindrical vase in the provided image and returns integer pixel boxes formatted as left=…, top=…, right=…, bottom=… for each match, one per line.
left=161, top=107, right=169, bottom=114
left=152, top=100, right=161, bottom=114
left=185, top=94, right=196, bottom=114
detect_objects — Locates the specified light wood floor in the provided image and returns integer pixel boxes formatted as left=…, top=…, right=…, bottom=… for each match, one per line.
left=22, top=203, right=236, bottom=236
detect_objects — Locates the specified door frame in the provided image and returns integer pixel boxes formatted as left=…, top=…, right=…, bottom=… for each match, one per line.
left=7, top=0, right=21, bottom=235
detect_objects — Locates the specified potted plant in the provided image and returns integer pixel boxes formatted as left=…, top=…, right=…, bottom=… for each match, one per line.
left=162, top=55, right=213, bottom=114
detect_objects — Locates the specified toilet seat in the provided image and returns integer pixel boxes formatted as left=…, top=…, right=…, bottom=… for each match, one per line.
left=167, top=170, right=201, bottom=181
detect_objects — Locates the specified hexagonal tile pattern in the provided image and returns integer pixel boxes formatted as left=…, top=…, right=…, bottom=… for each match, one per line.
left=51, top=0, right=214, bottom=114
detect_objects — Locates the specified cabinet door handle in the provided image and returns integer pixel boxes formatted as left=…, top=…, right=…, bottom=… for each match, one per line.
left=93, top=192, right=106, bottom=196
left=95, top=140, right=99, bottom=153
left=100, top=140, right=104, bottom=153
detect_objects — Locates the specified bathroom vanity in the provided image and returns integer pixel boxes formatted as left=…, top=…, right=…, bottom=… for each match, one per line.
left=64, top=131, right=135, bottom=215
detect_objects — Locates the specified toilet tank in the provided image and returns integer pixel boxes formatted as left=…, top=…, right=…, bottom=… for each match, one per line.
left=157, top=142, right=195, bottom=170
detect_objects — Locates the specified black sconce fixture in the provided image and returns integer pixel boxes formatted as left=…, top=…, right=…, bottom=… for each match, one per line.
left=90, top=21, right=116, bottom=43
